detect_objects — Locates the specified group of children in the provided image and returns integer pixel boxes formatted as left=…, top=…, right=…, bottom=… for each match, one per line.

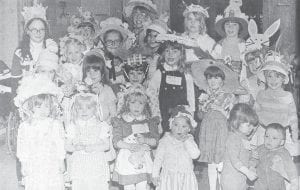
left=0, top=0, right=299, bottom=190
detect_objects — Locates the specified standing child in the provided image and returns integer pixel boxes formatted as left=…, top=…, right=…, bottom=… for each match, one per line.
left=65, top=92, right=111, bottom=190
left=112, top=87, right=160, bottom=190
left=82, top=52, right=117, bottom=122
left=255, top=51, right=299, bottom=156
left=251, top=123, right=299, bottom=190
left=214, top=0, right=248, bottom=73
left=152, top=105, right=200, bottom=190
left=221, top=103, right=259, bottom=190
left=147, top=34, right=195, bottom=133
left=15, top=74, right=65, bottom=190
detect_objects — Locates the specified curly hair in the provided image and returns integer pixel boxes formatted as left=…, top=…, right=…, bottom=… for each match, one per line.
left=119, top=91, right=152, bottom=118
left=184, top=12, right=207, bottom=35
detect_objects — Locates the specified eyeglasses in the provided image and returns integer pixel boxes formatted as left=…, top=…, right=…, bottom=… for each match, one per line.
left=29, top=28, right=46, bottom=34
left=105, top=40, right=122, bottom=47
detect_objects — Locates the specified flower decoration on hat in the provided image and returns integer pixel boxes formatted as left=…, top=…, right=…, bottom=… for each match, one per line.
left=146, top=13, right=170, bottom=34
left=14, top=73, right=63, bottom=109
left=169, top=105, right=197, bottom=129
left=183, top=4, right=209, bottom=18
left=215, top=0, right=248, bottom=38
left=258, top=50, right=291, bottom=84
left=21, top=0, right=47, bottom=25
left=124, top=0, right=158, bottom=18
left=99, top=17, right=136, bottom=49
left=77, top=7, right=99, bottom=29
left=36, top=49, right=59, bottom=71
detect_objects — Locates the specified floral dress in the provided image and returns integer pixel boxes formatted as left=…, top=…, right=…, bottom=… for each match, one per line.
left=17, top=117, right=65, bottom=190
left=66, top=117, right=111, bottom=190
left=198, top=88, right=235, bottom=163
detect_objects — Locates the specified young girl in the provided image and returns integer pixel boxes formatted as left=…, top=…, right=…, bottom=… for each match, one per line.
left=35, top=49, right=59, bottom=82
left=82, top=52, right=117, bottom=122
left=214, top=0, right=248, bottom=73
left=124, top=0, right=158, bottom=49
left=152, top=106, right=200, bottom=190
left=251, top=123, right=299, bottom=190
left=255, top=51, right=299, bottom=156
left=181, top=4, right=218, bottom=59
left=221, top=103, right=259, bottom=190
left=98, top=17, right=135, bottom=86
left=58, top=37, right=86, bottom=96
left=15, top=74, right=65, bottom=190
left=196, top=65, right=236, bottom=190
left=11, top=2, right=58, bottom=96
left=65, top=92, right=111, bottom=190
left=147, top=34, right=195, bottom=133
left=112, top=87, right=160, bottom=190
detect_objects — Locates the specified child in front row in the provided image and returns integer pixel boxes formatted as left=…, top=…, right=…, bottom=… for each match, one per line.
left=16, top=74, right=65, bottom=190
left=65, top=93, right=111, bottom=190
left=221, top=103, right=259, bottom=190
left=112, top=86, right=160, bottom=190
left=251, top=123, right=299, bottom=190
left=152, top=105, right=200, bottom=190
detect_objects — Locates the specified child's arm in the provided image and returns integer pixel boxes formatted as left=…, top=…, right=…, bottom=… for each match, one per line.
left=287, top=93, right=299, bottom=142
left=85, top=121, right=111, bottom=152
left=227, top=136, right=257, bottom=181
left=152, top=139, right=166, bottom=186
left=183, top=135, right=200, bottom=159
left=186, top=73, right=195, bottom=114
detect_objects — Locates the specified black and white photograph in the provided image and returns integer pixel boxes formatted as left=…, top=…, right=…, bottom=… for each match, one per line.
left=0, top=0, right=299, bottom=189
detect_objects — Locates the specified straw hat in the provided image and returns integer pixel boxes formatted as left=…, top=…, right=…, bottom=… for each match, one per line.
left=183, top=4, right=209, bottom=18
left=124, top=0, right=158, bottom=18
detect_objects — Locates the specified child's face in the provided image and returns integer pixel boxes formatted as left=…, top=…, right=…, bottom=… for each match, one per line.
left=72, top=17, right=81, bottom=27
left=147, top=30, right=160, bottom=48
left=27, top=19, right=46, bottom=43
left=239, top=122, right=255, bottom=136
left=207, top=76, right=224, bottom=90
left=224, top=21, right=239, bottom=38
left=132, top=9, right=151, bottom=29
left=36, top=67, right=55, bottom=81
left=76, top=100, right=96, bottom=120
left=80, top=26, right=94, bottom=40
left=128, top=96, right=146, bottom=117
left=105, top=32, right=122, bottom=54
left=164, top=46, right=181, bottom=66
left=170, top=117, right=190, bottom=140
left=247, top=55, right=262, bottom=75
left=185, top=13, right=201, bottom=34
left=265, top=70, right=285, bottom=90
left=33, top=100, right=51, bottom=118
left=128, top=70, right=145, bottom=85
left=86, top=66, right=102, bottom=84
left=66, top=44, right=83, bottom=64
left=264, top=128, right=284, bottom=150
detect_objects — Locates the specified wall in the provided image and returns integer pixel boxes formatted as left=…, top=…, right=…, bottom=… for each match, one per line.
left=0, top=0, right=19, bottom=67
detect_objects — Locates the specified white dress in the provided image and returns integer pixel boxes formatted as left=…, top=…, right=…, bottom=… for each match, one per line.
left=17, top=117, right=65, bottom=190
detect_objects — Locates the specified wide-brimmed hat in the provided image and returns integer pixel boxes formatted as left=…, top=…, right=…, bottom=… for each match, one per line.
left=124, top=0, right=158, bottom=18
left=191, top=59, right=242, bottom=93
left=215, top=1, right=248, bottom=38
left=146, top=19, right=170, bottom=34
left=183, top=4, right=209, bottom=18
left=257, top=51, right=291, bottom=84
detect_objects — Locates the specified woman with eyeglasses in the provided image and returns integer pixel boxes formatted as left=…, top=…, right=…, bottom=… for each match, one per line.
left=11, top=17, right=58, bottom=97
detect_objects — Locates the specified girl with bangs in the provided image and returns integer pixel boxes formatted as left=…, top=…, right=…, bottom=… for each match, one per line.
left=65, top=93, right=111, bottom=190
left=112, top=86, right=159, bottom=190
left=221, top=103, right=259, bottom=190
left=147, top=36, right=195, bottom=135
left=82, top=52, right=117, bottom=123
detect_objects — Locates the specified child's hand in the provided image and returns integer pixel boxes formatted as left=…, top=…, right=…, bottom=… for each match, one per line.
left=246, top=169, right=258, bottom=181
left=152, top=177, right=160, bottom=186
left=128, top=143, right=142, bottom=152
left=91, top=83, right=102, bottom=94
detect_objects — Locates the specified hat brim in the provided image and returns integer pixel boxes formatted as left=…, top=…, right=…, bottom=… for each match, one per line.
left=257, top=65, right=289, bottom=84
left=124, top=2, right=157, bottom=18
left=215, top=17, right=248, bottom=39
left=191, top=59, right=242, bottom=93
left=100, top=25, right=129, bottom=40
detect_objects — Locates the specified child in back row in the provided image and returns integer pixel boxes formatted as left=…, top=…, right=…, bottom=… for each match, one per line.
left=251, top=123, right=299, bottom=190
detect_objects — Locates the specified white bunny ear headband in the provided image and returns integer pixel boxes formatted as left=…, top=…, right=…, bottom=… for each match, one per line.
left=245, top=19, right=280, bottom=52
